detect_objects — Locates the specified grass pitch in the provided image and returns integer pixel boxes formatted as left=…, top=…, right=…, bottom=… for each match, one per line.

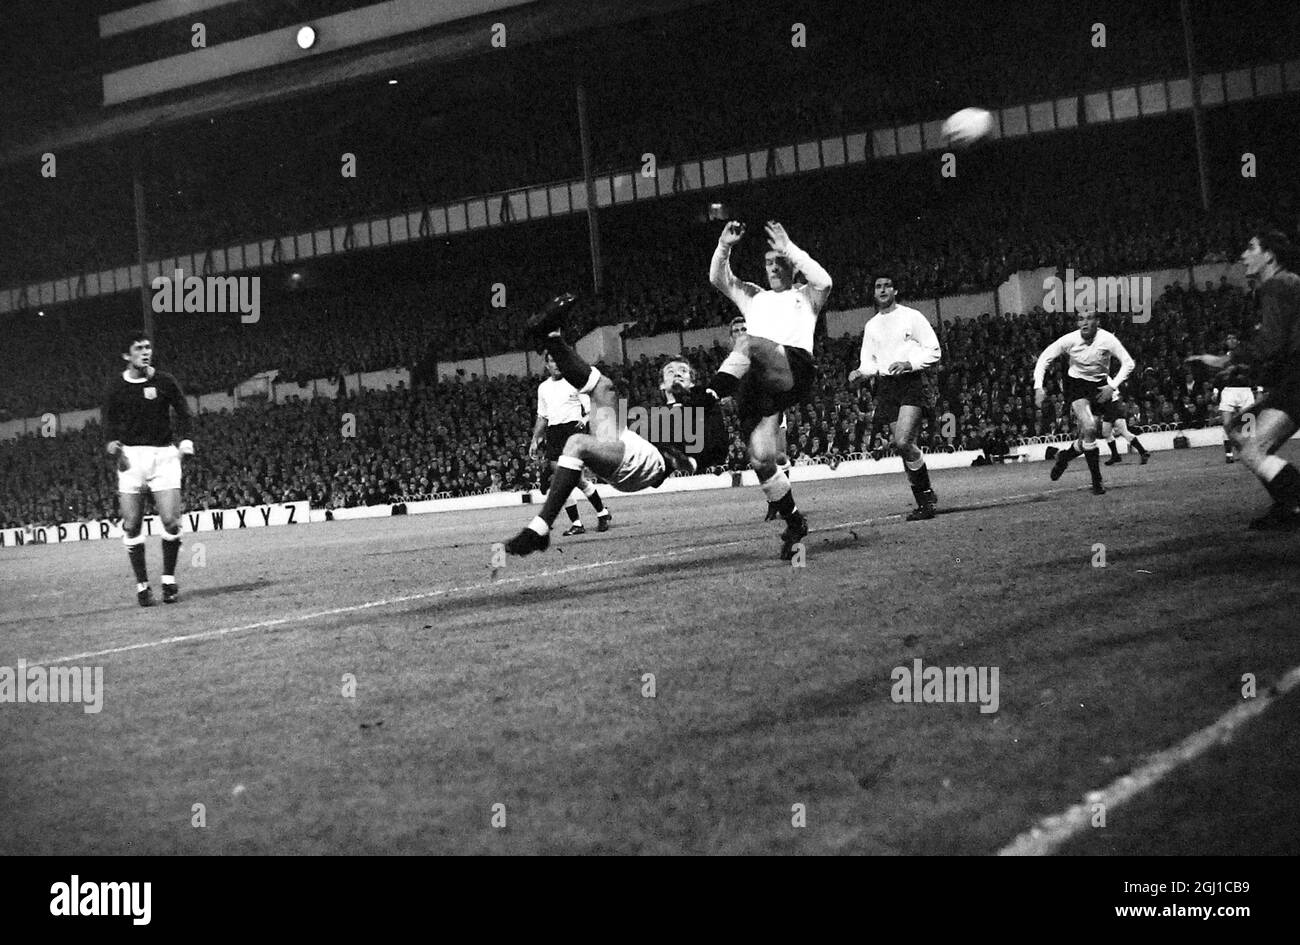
left=2, top=447, right=1298, bottom=855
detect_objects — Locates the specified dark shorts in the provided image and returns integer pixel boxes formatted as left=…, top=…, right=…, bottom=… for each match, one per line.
left=1064, top=376, right=1123, bottom=423
left=545, top=421, right=585, bottom=462
left=737, top=346, right=816, bottom=440
left=873, top=371, right=933, bottom=424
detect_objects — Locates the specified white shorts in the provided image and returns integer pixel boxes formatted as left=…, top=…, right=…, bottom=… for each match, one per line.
left=118, top=444, right=183, bottom=494
left=1219, top=387, right=1256, bottom=412
left=606, top=429, right=667, bottom=493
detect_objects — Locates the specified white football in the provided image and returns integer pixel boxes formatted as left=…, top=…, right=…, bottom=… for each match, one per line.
left=942, top=107, right=994, bottom=148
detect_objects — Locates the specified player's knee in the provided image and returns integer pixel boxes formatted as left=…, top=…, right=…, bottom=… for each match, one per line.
left=123, top=523, right=142, bottom=538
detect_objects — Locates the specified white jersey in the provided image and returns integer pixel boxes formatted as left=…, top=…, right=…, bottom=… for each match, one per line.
left=710, top=242, right=831, bottom=354
left=536, top=377, right=589, bottom=426
left=858, top=305, right=942, bottom=376
left=1033, top=328, right=1135, bottom=390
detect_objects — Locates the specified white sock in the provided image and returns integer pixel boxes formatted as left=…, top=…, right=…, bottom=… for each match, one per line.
left=528, top=516, right=549, bottom=536
left=759, top=470, right=791, bottom=503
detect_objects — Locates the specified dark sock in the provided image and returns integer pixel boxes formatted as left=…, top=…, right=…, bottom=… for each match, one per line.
left=1264, top=463, right=1300, bottom=506
left=1108, top=440, right=1120, bottom=458
left=540, top=464, right=584, bottom=527
left=1225, top=441, right=1234, bottom=455
left=905, top=461, right=932, bottom=493
left=161, top=533, right=180, bottom=577
left=564, top=504, right=580, bottom=523
left=1059, top=444, right=1079, bottom=462
left=543, top=336, right=595, bottom=391
left=1083, top=447, right=1102, bottom=483
left=706, top=370, right=739, bottom=400
left=127, top=541, right=148, bottom=584
left=1132, top=437, right=1148, bottom=456
left=585, top=489, right=606, bottom=514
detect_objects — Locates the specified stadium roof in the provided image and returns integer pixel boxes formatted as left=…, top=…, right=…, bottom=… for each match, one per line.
left=0, top=0, right=718, bottom=167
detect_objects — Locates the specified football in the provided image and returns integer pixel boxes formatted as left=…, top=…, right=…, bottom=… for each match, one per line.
left=942, top=107, right=995, bottom=148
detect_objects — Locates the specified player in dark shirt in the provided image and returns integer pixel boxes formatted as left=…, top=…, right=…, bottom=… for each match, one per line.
left=103, top=332, right=194, bottom=604
left=1187, top=231, right=1300, bottom=529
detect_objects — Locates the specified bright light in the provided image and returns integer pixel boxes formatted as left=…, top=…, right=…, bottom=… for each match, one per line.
left=291, top=272, right=302, bottom=282
left=388, top=79, right=398, bottom=85
left=37, top=310, right=45, bottom=317
left=296, top=25, right=317, bottom=50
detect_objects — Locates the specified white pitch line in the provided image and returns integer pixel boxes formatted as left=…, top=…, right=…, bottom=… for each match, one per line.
left=22, top=479, right=1156, bottom=668
left=998, top=663, right=1300, bottom=856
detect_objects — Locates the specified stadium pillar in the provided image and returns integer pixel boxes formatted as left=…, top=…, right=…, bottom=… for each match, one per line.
left=576, top=84, right=604, bottom=295
left=1179, top=0, right=1212, bottom=211
left=130, top=141, right=154, bottom=338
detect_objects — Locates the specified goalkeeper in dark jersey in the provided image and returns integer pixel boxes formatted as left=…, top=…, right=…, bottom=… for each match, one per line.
left=505, top=295, right=727, bottom=556
left=1187, top=231, right=1300, bottom=530
left=102, top=333, right=194, bottom=605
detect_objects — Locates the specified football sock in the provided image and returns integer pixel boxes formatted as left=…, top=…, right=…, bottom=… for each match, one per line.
left=1083, top=446, right=1102, bottom=483
left=564, top=501, right=581, bottom=525
left=1107, top=439, right=1120, bottom=459
left=1131, top=437, right=1148, bottom=456
left=759, top=469, right=798, bottom=520
left=124, top=533, right=148, bottom=584
left=1225, top=439, right=1234, bottom=456
left=904, top=454, right=932, bottom=494
left=544, top=337, right=599, bottom=393
left=161, top=529, right=181, bottom=578
left=1260, top=457, right=1300, bottom=507
left=1059, top=443, right=1079, bottom=462
left=539, top=456, right=585, bottom=528
left=578, top=480, right=606, bottom=514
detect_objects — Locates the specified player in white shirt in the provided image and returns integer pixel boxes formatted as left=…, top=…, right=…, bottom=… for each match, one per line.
left=530, top=353, right=610, bottom=535
left=848, top=274, right=942, bottom=519
left=1033, top=310, right=1136, bottom=494
left=1214, top=332, right=1256, bottom=464
left=1100, top=357, right=1151, bottom=467
left=705, top=220, right=832, bottom=558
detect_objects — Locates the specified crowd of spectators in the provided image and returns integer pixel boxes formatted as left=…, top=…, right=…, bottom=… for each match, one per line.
left=0, top=280, right=1263, bottom=529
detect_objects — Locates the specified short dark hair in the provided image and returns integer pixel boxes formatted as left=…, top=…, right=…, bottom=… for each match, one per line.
left=1254, top=230, right=1298, bottom=272
left=122, top=331, right=151, bottom=354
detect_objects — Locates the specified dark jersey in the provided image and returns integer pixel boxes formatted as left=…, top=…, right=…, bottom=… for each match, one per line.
left=102, top=368, right=191, bottom=447
left=652, top=387, right=728, bottom=471
left=1235, top=271, right=1300, bottom=387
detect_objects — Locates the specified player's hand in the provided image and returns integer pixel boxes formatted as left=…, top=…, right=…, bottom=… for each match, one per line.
left=1095, top=385, right=1116, bottom=404
left=847, top=369, right=865, bottom=388
left=764, top=221, right=791, bottom=254
left=1034, top=389, right=1046, bottom=408
left=1186, top=354, right=1229, bottom=371
left=719, top=221, right=746, bottom=247
left=887, top=361, right=911, bottom=375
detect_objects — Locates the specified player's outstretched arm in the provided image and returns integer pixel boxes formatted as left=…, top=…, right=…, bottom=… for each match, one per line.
left=766, top=222, right=832, bottom=310
left=908, top=310, right=942, bottom=371
left=710, top=221, right=757, bottom=310
left=1033, top=335, right=1068, bottom=392
left=1105, top=336, right=1136, bottom=394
